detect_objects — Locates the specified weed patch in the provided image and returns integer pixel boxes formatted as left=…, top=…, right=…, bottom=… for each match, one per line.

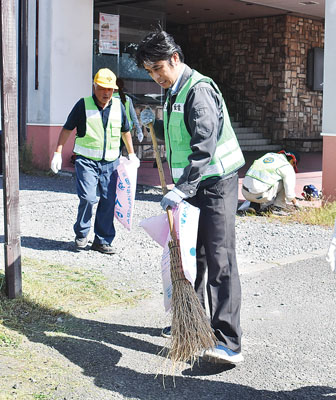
left=277, top=201, right=336, bottom=227
left=1, top=257, right=149, bottom=334
left=0, top=257, right=150, bottom=399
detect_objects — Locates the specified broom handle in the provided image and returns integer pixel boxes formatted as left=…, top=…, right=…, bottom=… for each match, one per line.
left=148, top=122, right=176, bottom=240
left=148, top=122, right=168, bottom=195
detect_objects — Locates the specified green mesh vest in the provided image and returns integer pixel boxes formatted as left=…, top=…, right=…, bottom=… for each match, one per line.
left=246, top=153, right=289, bottom=186
left=74, top=96, right=121, bottom=161
left=163, top=70, right=245, bottom=183
left=113, top=93, right=132, bottom=129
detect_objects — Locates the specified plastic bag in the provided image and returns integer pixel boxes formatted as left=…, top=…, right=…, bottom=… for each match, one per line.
left=140, top=201, right=200, bottom=311
left=114, top=156, right=139, bottom=231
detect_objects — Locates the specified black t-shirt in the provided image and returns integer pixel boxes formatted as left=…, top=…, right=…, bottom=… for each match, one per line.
left=63, top=95, right=130, bottom=137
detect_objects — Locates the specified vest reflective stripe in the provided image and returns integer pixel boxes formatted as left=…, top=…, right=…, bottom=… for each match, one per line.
left=220, top=147, right=246, bottom=171
left=173, top=163, right=221, bottom=180
left=86, top=109, right=101, bottom=118
left=246, top=153, right=289, bottom=186
left=215, top=138, right=239, bottom=158
left=74, top=96, right=121, bottom=161
left=172, top=139, right=243, bottom=179
left=72, top=145, right=119, bottom=161
left=163, top=70, right=244, bottom=183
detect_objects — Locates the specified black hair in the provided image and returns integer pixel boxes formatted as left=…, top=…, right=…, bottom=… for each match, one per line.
left=116, top=78, right=126, bottom=106
left=134, top=28, right=184, bottom=68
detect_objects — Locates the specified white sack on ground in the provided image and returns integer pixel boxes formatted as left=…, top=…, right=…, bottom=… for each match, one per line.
left=326, top=217, right=336, bottom=273
left=114, top=156, right=139, bottom=231
left=140, top=201, right=200, bottom=311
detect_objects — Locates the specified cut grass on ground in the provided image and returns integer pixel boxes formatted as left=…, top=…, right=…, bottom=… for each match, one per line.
left=0, top=257, right=150, bottom=399
left=1, top=256, right=150, bottom=338
left=280, top=200, right=336, bottom=227
left=250, top=200, right=336, bottom=227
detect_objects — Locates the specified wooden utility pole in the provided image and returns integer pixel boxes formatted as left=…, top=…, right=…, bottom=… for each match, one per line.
left=0, top=0, right=22, bottom=298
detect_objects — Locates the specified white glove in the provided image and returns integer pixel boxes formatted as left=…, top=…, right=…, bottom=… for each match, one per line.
left=160, top=187, right=186, bottom=211
left=137, top=130, right=144, bottom=143
left=128, top=153, right=140, bottom=168
left=51, top=152, right=62, bottom=174
left=140, top=108, right=155, bottom=126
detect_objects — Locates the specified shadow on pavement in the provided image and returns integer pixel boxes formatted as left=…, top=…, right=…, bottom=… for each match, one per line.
left=1, top=291, right=335, bottom=400
left=0, top=235, right=80, bottom=253
left=0, top=173, right=163, bottom=200
left=135, top=188, right=162, bottom=203
left=16, top=173, right=77, bottom=194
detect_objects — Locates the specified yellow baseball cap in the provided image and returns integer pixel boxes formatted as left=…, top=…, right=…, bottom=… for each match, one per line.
left=94, top=68, right=118, bottom=89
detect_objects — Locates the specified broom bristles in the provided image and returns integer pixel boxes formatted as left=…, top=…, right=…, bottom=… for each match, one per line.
left=167, top=238, right=217, bottom=367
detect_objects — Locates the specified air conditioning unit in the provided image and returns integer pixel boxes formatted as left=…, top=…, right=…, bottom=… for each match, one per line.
left=307, top=47, right=324, bottom=91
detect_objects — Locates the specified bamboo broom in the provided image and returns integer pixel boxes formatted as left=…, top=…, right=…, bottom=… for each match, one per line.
left=148, top=121, right=217, bottom=367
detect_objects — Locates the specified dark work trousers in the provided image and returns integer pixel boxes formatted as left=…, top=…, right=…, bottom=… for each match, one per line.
left=74, top=155, right=119, bottom=245
left=187, top=173, right=242, bottom=352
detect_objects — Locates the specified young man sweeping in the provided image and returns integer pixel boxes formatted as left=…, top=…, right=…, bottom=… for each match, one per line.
left=135, top=29, right=245, bottom=364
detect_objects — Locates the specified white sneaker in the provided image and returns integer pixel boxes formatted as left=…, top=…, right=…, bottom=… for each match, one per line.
left=203, top=344, right=244, bottom=364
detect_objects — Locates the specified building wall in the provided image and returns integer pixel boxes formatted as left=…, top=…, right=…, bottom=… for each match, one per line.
left=27, top=0, right=93, bottom=169
left=282, top=16, right=324, bottom=152
left=27, top=0, right=52, bottom=123
left=175, top=14, right=324, bottom=152
left=321, top=0, right=336, bottom=201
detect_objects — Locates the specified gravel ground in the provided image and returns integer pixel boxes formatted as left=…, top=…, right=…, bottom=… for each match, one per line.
left=1, top=173, right=335, bottom=400
left=0, top=172, right=332, bottom=290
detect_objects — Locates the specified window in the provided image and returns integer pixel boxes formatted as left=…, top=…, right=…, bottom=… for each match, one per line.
left=93, top=4, right=165, bottom=105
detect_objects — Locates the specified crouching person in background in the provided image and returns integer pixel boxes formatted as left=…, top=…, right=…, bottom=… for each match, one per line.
left=241, top=150, right=300, bottom=216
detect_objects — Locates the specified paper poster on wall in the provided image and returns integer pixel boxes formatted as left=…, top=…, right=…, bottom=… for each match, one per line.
left=99, top=13, right=119, bottom=55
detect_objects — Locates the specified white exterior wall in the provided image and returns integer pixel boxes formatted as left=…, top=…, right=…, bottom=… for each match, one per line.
left=322, top=0, right=336, bottom=136
left=27, top=0, right=93, bottom=125
left=321, top=0, right=336, bottom=200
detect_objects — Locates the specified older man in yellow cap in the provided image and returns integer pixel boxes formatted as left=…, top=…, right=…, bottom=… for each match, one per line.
left=51, top=68, right=139, bottom=254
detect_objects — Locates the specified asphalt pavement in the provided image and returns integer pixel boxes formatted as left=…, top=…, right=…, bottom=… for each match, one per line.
left=0, top=169, right=335, bottom=399
left=79, top=253, right=336, bottom=400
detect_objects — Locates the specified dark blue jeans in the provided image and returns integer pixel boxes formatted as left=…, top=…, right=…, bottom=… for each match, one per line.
left=74, top=156, right=119, bottom=245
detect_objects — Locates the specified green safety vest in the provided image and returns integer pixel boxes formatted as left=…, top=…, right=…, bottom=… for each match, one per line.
left=73, top=96, right=121, bottom=161
left=163, top=70, right=245, bottom=183
left=113, top=93, right=132, bottom=129
left=246, top=153, right=289, bottom=186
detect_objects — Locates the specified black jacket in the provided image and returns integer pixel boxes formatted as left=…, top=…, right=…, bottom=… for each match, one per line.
left=155, top=64, right=226, bottom=198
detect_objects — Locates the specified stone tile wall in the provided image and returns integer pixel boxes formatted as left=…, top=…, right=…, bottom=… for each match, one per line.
left=173, top=14, right=324, bottom=151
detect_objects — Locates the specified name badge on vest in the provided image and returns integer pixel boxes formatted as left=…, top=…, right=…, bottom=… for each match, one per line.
left=172, top=103, right=184, bottom=113
left=163, top=102, right=168, bottom=112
